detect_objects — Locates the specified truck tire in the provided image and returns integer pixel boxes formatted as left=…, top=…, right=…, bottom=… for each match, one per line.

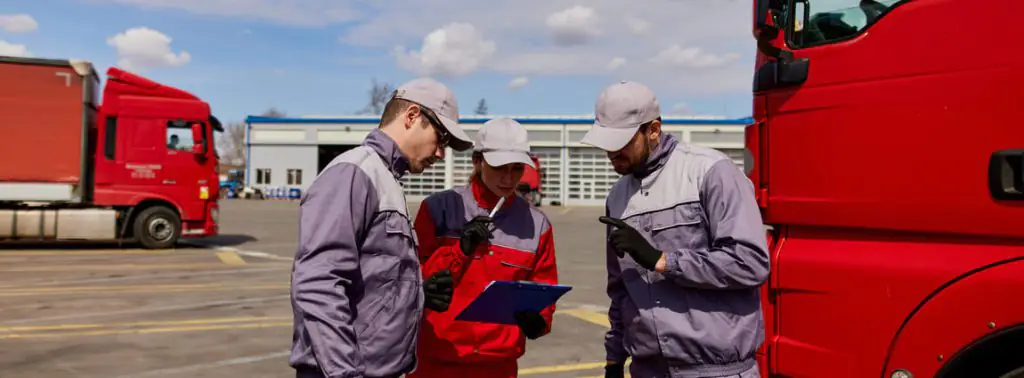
left=133, top=206, right=181, bottom=249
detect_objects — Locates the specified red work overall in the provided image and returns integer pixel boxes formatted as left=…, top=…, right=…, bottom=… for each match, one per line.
left=408, top=177, right=558, bottom=378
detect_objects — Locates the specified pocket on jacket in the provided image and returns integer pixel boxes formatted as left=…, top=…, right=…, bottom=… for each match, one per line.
left=383, top=212, right=420, bottom=282
left=356, top=279, right=397, bottom=338
left=493, top=249, right=536, bottom=281
left=385, top=211, right=418, bottom=249
left=649, top=202, right=707, bottom=250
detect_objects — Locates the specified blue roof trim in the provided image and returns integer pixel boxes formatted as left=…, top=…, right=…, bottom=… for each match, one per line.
left=244, top=115, right=754, bottom=125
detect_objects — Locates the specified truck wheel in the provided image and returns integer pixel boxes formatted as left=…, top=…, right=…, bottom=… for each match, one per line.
left=133, top=206, right=181, bottom=249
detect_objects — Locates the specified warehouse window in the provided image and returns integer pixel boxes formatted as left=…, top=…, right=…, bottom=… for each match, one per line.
left=256, top=169, right=271, bottom=185
left=287, top=169, right=303, bottom=185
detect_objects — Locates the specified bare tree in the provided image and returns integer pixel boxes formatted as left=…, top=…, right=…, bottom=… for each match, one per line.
left=217, top=122, right=247, bottom=165
left=474, top=98, right=488, bottom=115
left=361, top=78, right=394, bottom=115
left=262, top=107, right=286, bottom=118
left=216, top=107, right=286, bottom=165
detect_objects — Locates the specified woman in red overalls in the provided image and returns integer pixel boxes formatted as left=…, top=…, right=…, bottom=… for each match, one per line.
left=409, top=117, right=559, bottom=378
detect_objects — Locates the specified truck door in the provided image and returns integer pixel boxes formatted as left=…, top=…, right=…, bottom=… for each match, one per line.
left=163, top=119, right=210, bottom=223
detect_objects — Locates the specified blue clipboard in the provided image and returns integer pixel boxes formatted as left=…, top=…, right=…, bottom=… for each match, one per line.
left=455, top=280, right=573, bottom=325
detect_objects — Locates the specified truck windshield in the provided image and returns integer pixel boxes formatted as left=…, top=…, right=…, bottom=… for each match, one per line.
left=788, top=0, right=903, bottom=48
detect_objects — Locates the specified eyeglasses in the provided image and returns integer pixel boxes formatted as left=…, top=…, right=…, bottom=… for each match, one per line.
left=421, top=110, right=451, bottom=149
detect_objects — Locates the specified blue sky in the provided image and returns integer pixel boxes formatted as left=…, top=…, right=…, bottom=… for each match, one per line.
left=1, top=0, right=757, bottom=125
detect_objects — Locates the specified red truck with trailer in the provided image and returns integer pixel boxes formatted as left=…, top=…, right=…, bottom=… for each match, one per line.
left=0, top=56, right=221, bottom=249
left=748, top=0, right=1024, bottom=377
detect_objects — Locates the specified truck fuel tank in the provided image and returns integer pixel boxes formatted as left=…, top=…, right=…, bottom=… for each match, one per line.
left=0, top=208, right=116, bottom=240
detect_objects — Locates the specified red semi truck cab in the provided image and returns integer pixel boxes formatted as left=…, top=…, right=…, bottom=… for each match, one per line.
left=0, top=57, right=221, bottom=248
left=747, top=1, right=1024, bottom=377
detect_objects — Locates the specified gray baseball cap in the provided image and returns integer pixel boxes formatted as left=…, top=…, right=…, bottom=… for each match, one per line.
left=392, top=77, right=473, bottom=151
left=580, top=80, right=661, bottom=152
left=474, top=117, right=535, bottom=168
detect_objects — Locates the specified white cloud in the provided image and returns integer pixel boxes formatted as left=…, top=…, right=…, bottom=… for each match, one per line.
left=339, top=0, right=754, bottom=95
left=607, top=57, right=626, bottom=70
left=625, top=16, right=650, bottom=35
left=545, top=5, right=601, bottom=46
left=0, top=40, right=31, bottom=57
left=104, top=0, right=751, bottom=98
left=0, top=14, right=38, bottom=33
left=90, top=0, right=357, bottom=26
left=508, top=76, right=529, bottom=90
left=394, top=23, right=496, bottom=78
left=107, top=27, right=191, bottom=72
left=650, top=44, right=741, bottom=70
left=490, top=51, right=585, bottom=75
left=670, top=102, right=694, bottom=115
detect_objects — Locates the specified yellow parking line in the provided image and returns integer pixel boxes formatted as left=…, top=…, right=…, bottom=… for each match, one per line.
left=524, top=358, right=633, bottom=376
left=520, top=361, right=607, bottom=375
left=559, top=207, right=573, bottom=215
left=0, top=283, right=288, bottom=297
left=216, top=251, right=247, bottom=265
left=560, top=308, right=611, bottom=328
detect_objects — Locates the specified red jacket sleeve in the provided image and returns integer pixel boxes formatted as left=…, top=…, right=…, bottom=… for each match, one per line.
left=414, top=200, right=474, bottom=286
left=528, top=222, right=559, bottom=337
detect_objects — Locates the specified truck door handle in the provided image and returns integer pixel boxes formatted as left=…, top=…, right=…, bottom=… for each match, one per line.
left=988, top=149, right=1024, bottom=200
left=163, top=180, right=176, bottom=185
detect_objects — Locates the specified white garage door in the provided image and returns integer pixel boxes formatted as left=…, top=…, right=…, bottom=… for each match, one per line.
left=532, top=147, right=562, bottom=205
left=401, top=159, right=447, bottom=200
left=566, top=147, right=619, bottom=206
left=452, top=149, right=475, bottom=187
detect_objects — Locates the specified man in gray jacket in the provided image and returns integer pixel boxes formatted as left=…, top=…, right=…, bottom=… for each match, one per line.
left=290, top=77, right=474, bottom=378
left=581, top=81, right=770, bottom=378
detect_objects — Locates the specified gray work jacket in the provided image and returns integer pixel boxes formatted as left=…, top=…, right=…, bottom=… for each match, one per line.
left=290, top=129, right=424, bottom=378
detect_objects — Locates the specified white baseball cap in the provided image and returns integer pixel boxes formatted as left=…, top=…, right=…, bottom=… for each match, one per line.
left=392, top=77, right=474, bottom=151
left=580, top=80, right=661, bottom=152
left=473, top=117, right=535, bottom=168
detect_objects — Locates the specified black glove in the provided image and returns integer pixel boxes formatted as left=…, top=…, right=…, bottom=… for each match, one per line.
left=460, top=215, right=493, bottom=256
left=423, top=269, right=453, bottom=312
left=599, top=216, right=662, bottom=270
left=513, top=311, right=547, bottom=340
left=604, top=361, right=625, bottom=378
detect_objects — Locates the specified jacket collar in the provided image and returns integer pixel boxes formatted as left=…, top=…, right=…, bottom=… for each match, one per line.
left=633, top=132, right=678, bottom=179
left=364, top=129, right=410, bottom=180
left=470, top=175, right=516, bottom=211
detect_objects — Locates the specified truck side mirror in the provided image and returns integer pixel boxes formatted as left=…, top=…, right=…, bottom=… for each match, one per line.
left=191, top=123, right=205, bottom=155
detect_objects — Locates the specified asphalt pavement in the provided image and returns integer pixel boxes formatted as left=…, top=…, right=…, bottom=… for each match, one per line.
left=0, top=199, right=620, bottom=377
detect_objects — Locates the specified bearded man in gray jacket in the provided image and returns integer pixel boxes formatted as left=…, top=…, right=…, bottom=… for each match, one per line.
left=581, top=81, right=771, bottom=378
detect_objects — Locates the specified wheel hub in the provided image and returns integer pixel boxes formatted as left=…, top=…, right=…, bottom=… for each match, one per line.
left=148, top=218, right=173, bottom=242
